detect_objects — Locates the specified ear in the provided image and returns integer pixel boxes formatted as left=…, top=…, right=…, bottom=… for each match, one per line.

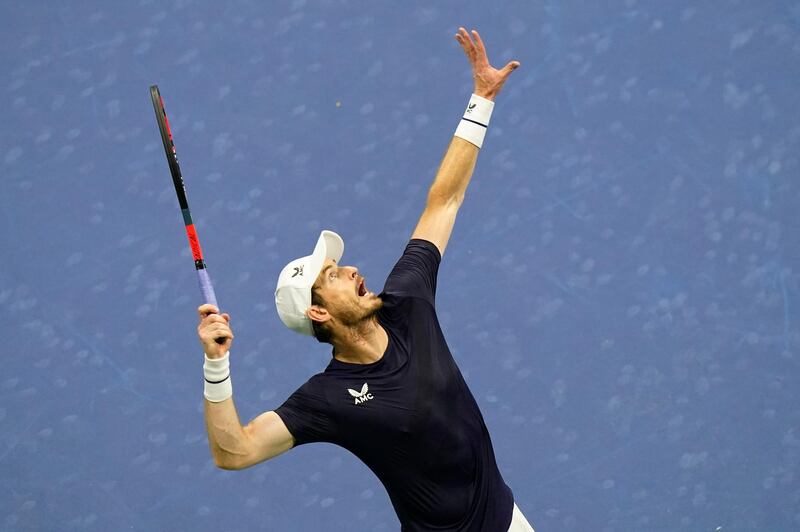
left=306, top=305, right=331, bottom=325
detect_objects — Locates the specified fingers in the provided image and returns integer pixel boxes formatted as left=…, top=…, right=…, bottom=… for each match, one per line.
left=455, top=27, right=476, bottom=59
left=196, top=305, right=233, bottom=354
left=470, top=29, right=487, bottom=58
left=198, top=307, right=232, bottom=337
left=455, top=27, right=489, bottom=67
left=198, top=313, right=234, bottom=340
left=205, top=324, right=233, bottom=341
left=198, top=304, right=219, bottom=320
left=200, top=313, right=229, bottom=327
left=197, top=306, right=231, bottom=324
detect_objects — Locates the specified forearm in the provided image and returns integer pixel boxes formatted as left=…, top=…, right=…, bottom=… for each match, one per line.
left=411, top=94, right=495, bottom=254
left=204, top=397, right=251, bottom=469
left=426, top=137, right=479, bottom=208
left=427, top=88, right=497, bottom=207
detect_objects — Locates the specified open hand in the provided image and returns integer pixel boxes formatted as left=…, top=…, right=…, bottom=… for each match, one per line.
left=455, top=27, right=520, bottom=101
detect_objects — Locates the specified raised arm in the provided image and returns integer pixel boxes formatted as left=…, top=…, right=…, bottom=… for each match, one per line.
left=411, top=28, right=519, bottom=256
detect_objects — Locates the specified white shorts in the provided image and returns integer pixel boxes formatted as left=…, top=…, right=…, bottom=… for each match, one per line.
left=507, top=503, right=535, bottom=532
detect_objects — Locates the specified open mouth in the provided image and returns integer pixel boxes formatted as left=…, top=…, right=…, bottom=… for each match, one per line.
left=358, top=279, right=368, bottom=297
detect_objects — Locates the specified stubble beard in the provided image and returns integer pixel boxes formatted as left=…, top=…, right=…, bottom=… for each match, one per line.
left=340, top=294, right=383, bottom=328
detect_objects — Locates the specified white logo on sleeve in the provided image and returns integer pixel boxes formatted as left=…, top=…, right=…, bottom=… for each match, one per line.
left=347, top=383, right=374, bottom=405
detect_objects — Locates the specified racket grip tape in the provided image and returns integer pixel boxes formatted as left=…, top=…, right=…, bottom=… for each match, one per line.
left=197, top=269, right=226, bottom=345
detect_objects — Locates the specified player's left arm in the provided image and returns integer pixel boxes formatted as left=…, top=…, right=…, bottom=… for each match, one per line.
left=412, top=27, right=520, bottom=257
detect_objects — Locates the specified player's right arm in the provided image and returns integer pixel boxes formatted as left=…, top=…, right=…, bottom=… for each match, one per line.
left=198, top=304, right=295, bottom=470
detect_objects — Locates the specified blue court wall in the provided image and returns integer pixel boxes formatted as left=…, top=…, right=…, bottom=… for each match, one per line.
left=1, top=1, right=798, bottom=530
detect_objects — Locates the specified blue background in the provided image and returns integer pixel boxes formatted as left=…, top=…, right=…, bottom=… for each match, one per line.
left=2, top=1, right=799, bottom=530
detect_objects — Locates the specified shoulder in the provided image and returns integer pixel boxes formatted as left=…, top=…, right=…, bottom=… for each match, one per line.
left=379, top=289, right=436, bottom=319
left=287, top=372, right=333, bottom=404
left=404, top=238, right=442, bottom=261
left=275, top=370, right=341, bottom=446
left=382, top=239, right=442, bottom=303
left=390, top=239, right=442, bottom=274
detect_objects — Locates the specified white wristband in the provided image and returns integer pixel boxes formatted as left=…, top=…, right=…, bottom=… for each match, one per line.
left=204, top=351, right=233, bottom=402
left=454, top=94, right=495, bottom=148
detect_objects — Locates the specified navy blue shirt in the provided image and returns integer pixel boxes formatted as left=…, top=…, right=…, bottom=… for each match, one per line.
left=276, top=239, right=513, bottom=531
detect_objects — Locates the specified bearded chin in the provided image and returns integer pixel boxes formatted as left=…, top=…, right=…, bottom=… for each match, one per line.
left=340, top=296, right=384, bottom=327
left=365, top=297, right=384, bottom=319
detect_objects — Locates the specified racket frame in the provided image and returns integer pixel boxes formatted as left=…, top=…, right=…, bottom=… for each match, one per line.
left=150, top=85, right=219, bottom=310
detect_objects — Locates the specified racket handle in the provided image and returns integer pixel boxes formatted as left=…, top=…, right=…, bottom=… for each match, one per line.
left=197, top=268, right=218, bottom=307
left=197, top=269, right=226, bottom=345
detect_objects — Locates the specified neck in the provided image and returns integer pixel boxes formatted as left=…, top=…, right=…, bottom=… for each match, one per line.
left=331, top=317, right=388, bottom=364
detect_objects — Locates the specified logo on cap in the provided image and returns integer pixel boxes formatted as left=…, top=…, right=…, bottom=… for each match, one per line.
left=292, top=265, right=304, bottom=278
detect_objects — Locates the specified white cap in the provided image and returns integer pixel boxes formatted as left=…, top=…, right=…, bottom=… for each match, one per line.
left=275, top=230, right=344, bottom=336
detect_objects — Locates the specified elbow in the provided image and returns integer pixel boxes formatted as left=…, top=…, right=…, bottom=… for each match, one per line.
left=211, top=448, right=250, bottom=471
left=426, top=192, right=463, bottom=211
left=217, top=463, right=243, bottom=471
left=214, top=457, right=242, bottom=471
left=212, top=453, right=237, bottom=470
left=214, top=455, right=253, bottom=471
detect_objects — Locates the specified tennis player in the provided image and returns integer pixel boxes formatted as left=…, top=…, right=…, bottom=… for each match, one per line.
left=197, top=28, right=533, bottom=531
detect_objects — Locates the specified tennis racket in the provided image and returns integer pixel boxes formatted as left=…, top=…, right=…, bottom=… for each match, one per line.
left=150, top=85, right=225, bottom=343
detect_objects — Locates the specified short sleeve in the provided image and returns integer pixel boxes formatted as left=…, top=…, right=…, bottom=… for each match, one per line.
left=275, top=377, right=335, bottom=446
left=382, top=239, right=441, bottom=304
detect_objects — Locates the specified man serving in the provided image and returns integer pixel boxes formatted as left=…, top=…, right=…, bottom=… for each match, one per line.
left=197, top=28, right=533, bottom=531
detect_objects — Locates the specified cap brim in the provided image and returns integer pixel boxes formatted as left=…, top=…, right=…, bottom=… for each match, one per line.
left=311, top=230, right=344, bottom=268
